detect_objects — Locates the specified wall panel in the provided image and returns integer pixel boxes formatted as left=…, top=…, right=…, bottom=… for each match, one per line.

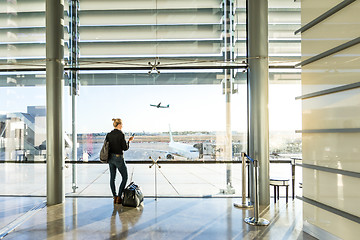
left=303, top=168, right=360, bottom=216
left=303, top=202, right=360, bottom=240
left=302, top=88, right=360, bottom=130
left=301, top=0, right=360, bottom=238
left=302, top=132, right=360, bottom=172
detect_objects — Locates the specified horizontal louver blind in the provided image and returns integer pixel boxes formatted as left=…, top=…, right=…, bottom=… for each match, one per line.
left=78, top=0, right=224, bottom=68
left=0, top=0, right=69, bottom=66
left=0, top=0, right=301, bottom=84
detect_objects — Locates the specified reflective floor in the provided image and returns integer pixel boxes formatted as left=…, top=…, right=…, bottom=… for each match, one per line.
left=0, top=162, right=308, bottom=239
left=0, top=197, right=316, bottom=240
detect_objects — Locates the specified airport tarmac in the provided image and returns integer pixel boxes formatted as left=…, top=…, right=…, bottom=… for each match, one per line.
left=77, top=142, right=188, bottom=162
left=0, top=161, right=300, bottom=198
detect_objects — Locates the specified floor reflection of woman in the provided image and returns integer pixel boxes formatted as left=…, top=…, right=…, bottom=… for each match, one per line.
left=110, top=205, right=143, bottom=239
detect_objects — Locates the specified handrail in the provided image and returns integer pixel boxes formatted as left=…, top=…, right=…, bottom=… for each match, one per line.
left=294, top=0, right=356, bottom=35
left=295, top=82, right=360, bottom=100
left=295, top=37, right=360, bottom=68
left=0, top=159, right=295, bottom=164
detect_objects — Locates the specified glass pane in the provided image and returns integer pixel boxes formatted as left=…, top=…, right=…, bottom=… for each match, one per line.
left=64, top=72, right=250, bottom=163
left=0, top=162, right=297, bottom=197
left=269, top=83, right=302, bottom=157
left=0, top=0, right=302, bottom=197
left=0, top=87, right=46, bottom=161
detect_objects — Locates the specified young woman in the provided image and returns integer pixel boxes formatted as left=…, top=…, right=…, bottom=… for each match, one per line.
left=105, top=118, right=134, bottom=204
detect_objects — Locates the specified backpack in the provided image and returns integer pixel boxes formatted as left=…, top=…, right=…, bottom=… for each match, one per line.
left=99, top=139, right=109, bottom=163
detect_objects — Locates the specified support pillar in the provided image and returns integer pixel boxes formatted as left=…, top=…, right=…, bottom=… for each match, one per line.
left=222, top=0, right=235, bottom=194
left=46, top=0, right=65, bottom=205
left=247, top=0, right=270, bottom=207
left=69, top=0, right=80, bottom=193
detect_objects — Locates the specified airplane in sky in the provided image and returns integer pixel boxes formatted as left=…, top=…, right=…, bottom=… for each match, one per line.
left=150, top=102, right=169, bottom=108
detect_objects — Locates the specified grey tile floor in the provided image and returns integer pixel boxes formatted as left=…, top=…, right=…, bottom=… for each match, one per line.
left=0, top=197, right=316, bottom=240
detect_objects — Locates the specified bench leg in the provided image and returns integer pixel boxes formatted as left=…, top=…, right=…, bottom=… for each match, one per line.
left=274, top=186, right=277, bottom=203
left=286, top=186, right=289, bottom=204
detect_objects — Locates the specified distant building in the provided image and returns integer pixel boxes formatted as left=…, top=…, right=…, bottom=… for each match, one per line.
left=27, top=106, right=46, bottom=147
left=0, top=106, right=46, bottom=161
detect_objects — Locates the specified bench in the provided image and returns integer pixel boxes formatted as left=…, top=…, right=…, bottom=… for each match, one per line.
left=270, top=178, right=289, bottom=203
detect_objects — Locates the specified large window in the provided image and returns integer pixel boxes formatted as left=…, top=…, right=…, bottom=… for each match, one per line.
left=0, top=0, right=301, bottom=197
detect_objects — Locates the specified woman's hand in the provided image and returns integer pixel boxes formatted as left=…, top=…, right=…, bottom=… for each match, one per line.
left=129, top=136, right=134, bottom=142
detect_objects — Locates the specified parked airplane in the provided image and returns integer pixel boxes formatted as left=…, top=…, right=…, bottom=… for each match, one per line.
left=150, top=102, right=169, bottom=108
left=166, top=126, right=199, bottom=160
left=129, top=126, right=200, bottom=160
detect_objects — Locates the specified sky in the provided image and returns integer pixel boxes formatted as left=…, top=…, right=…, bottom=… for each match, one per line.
left=0, top=83, right=301, bottom=134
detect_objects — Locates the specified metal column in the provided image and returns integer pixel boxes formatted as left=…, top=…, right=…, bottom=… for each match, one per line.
left=69, top=0, right=79, bottom=193
left=247, top=0, right=270, bottom=207
left=222, top=0, right=235, bottom=194
left=46, top=0, right=65, bottom=205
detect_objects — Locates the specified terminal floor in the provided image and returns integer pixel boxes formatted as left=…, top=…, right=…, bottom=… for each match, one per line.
left=0, top=197, right=316, bottom=240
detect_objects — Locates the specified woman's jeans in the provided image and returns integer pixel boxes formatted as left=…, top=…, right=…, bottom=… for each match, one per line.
left=109, top=154, right=128, bottom=197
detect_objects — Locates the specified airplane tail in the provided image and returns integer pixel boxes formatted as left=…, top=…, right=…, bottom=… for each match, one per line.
left=169, top=125, right=174, bottom=143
